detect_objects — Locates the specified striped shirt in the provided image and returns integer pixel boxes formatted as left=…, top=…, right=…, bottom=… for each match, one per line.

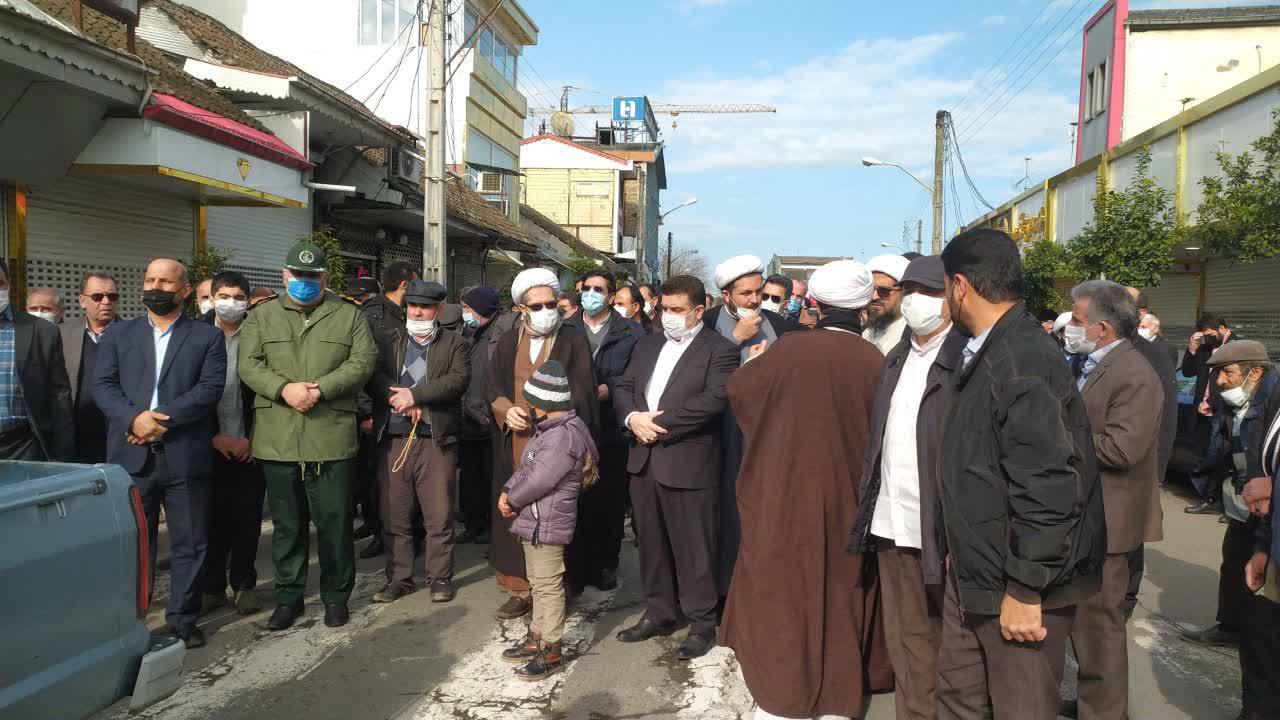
left=0, top=306, right=30, bottom=432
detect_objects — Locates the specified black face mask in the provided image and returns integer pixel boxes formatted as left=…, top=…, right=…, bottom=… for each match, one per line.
left=141, top=289, right=180, bottom=315
left=1203, top=335, right=1222, bottom=351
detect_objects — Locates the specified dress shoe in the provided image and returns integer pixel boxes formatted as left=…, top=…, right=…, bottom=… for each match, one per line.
left=1181, top=623, right=1239, bottom=646
left=514, top=641, right=565, bottom=681
left=502, top=632, right=542, bottom=664
left=234, top=588, right=261, bottom=615
left=1185, top=500, right=1224, bottom=515
left=324, top=604, right=349, bottom=628
left=430, top=579, right=456, bottom=603
left=353, top=523, right=375, bottom=541
left=675, top=631, right=715, bottom=661
left=594, top=568, right=618, bottom=591
left=175, top=624, right=206, bottom=649
left=266, top=601, right=305, bottom=631
left=372, top=584, right=414, bottom=604
left=200, top=592, right=228, bottom=616
left=359, top=537, right=385, bottom=559
left=494, top=596, right=533, bottom=620
left=616, top=618, right=679, bottom=643
left=1060, top=698, right=1079, bottom=719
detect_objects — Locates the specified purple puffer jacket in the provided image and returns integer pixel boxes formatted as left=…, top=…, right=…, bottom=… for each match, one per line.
left=504, top=411, right=599, bottom=546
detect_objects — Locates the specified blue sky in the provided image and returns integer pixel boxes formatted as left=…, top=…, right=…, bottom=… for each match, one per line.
left=516, top=0, right=1273, bottom=268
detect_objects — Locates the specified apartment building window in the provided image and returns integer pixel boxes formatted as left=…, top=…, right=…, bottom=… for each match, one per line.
left=360, top=0, right=418, bottom=46
left=1084, top=59, right=1108, bottom=121
left=463, top=7, right=519, bottom=88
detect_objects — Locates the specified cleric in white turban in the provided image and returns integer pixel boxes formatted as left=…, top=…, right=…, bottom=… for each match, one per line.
left=714, top=254, right=767, bottom=291
left=808, top=259, right=874, bottom=311
left=510, top=267, right=560, bottom=306
left=863, top=254, right=912, bottom=355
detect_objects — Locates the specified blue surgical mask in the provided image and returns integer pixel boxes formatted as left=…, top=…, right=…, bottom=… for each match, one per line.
left=786, top=297, right=802, bottom=316
left=287, top=277, right=323, bottom=304
left=581, top=289, right=607, bottom=315
left=463, top=311, right=479, bottom=328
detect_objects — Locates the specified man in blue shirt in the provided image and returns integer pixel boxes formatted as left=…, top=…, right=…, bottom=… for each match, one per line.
left=0, top=264, right=73, bottom=461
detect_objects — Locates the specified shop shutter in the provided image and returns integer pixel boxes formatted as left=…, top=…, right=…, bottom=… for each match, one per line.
left=206, top=206, right=312, bottom=292
left=1142, top=272, right=1200, bottom=351
left=451, top=244, right=486, bottom=296
left=25, top=176, right=193, bottom=321
left=1204, top=256, right=1280, bottom=358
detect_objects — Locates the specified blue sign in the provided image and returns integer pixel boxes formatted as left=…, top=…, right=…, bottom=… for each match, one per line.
left=613, top=97, right=646, bottom=123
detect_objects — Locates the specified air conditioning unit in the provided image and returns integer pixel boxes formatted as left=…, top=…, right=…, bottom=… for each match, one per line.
left=388, top=148, right=423, bottom=186
left=478, top=171, right=504, bottom=194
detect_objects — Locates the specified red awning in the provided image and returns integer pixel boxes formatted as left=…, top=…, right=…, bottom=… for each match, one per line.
left=142, top=93, right=314, bottom=172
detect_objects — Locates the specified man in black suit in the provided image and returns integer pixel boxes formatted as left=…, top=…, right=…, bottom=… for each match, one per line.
left=92, top=258, right=226, bottom=648
left=0, top=264, right=73, bottom=461
left=61, top=271, right=120, bottom=463
left=614, top=275, right=739, bottom=661
left=1182, top=313, right=1239, bottom=513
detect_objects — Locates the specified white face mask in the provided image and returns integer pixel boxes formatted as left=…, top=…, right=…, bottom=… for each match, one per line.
left=662, top=310, right=699, bottom=342
left=1063, top=323, right=1097, bottom=355
left=0, top=289, right=8, bottom=314
left=901, top=293, right=945, bottom=336
left=759, top=299, right=781, bottom=314
left=1222, top=384, right=1250, bottom=408
left=1138, top=327, right=1155, bottom=341
left=733, top=305, right=759, bottom=321
left=643, top=301, right=653, bottom=315
left=198, top=299, right=214, bottom=316
left=526, top=307, right=562, bottom=337
left=406, top=318, right=436, bottom=338
left=30, top=310, right=58, bottom=324
left=613, top=304, right=633, bottom=319
left=213, top=298, right=248, bottom=323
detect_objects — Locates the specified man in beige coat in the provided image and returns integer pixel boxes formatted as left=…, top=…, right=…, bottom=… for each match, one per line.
left=1064, top=280, right=1164, bottom=720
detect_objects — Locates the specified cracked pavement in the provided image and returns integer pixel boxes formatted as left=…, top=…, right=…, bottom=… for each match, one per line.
left=89, top=486, right=1247, bottom=719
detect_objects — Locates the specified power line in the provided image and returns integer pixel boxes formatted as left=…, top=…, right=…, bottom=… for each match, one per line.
left=950, top=0, right=1061, bottom=119
left=341, top=2, right=420, bottom=93
left=946, top=114, right=995, bottom=211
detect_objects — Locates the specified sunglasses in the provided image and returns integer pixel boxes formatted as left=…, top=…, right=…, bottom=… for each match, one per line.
left=84, top=292, right=120, bottom=303
left=872, top=286, right=901, bottom=298
left=524, top=302, right=557, bottom=312
left=582, top=285, right=609, bottom=294
left=762, top=293, right=785, bottom=303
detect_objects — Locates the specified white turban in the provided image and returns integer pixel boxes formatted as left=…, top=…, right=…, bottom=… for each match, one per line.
left=511, top=267, right=560, bottom=305
left=866, top=254, right=911, bottom=282
left=1053, top=311, right=1073, bottom=335
left=808, top=259, right=873, bottom=310
left=714, top=254, right=766, bottom=290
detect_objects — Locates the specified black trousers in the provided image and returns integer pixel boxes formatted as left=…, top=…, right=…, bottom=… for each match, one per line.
left=135, top=452, right=210, bottom=630
left=1219, top=518, right=1256, bottom=629
left=201, top=453, right=265, bottom=595
left=566, top=445, right=628, bottom=587
left=458, top=437, right=492, bottom=534
left=1125, top=545, right=1144, bottom=616
left=0, top=424, right=41, bottom=460
left=1241, top=594, right=1280, bottom=716
left=354, top=432, right=380, bottom=534
left=630, top=466, right=719, bottom=635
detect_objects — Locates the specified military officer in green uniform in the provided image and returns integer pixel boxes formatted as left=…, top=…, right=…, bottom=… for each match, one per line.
left=239, top=241, right=377, bottom=630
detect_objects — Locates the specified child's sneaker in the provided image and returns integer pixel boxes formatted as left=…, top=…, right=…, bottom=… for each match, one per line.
left=502, top=633, right=541, bottom=664
left=514, top=642, right=565, bottom=681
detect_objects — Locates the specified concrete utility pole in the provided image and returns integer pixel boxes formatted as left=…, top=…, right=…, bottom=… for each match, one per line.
left=422, top=0, right=446, bottom=285
left=665, top=231, right=673, bottom=280
left=916, top=219, right=923, bottom=255
left=932, top=110, right=945, bottom=255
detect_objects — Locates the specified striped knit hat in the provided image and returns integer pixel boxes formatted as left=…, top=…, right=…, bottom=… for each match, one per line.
left=523, top=360, right=572, bottom=412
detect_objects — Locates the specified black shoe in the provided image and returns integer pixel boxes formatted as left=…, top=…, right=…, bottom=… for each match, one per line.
left=1181, top=623, right=1239, bottom=646
left=1185, top=500, right=1224, bottom=515
left=502, top=632, right=541, bottom=664
left=359, top=537, right=385, bottom=559
left=265, top=601, right=305, bottom=631
left=473, top=530, right=490, bottom=545
left=514, top=642, right=565, bottom=681
left=1060, top=698, right=1078, bottom=719
left=174, top=624, right=206, bottom=649
left=616, top=618, right=679, bottom=643
left=430, top=579, right=456, bottom=603
left=353, top=523, right=374, bottom=541
left=324, top=604, right=349, bottom=628
left=675, top=631, right=714, bottom=661
left=371, top=584, right=413, bottom=604
left=594, top=568, right=618, bottom=591
left=495, top=596, right=533, bottom=620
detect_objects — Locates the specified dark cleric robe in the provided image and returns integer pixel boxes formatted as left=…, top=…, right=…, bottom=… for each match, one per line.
left=721, top=325, right=893, bottom=719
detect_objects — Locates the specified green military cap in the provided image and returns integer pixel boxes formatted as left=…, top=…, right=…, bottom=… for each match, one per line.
left=285, top=241, right=328, bottom=272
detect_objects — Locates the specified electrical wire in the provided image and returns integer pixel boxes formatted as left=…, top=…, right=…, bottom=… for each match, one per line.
left=342, top=0, right=420, bottom=93
left=946, top=113, right=995, bottom=211
left=950, top=0, right=1060, bottom=120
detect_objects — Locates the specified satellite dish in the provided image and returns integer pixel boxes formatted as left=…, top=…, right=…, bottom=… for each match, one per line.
left=551, top=112, right=575, bottom=137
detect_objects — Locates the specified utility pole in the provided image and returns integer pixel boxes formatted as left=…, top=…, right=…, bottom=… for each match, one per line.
left=665, top=231, right=673, bottom=280
left=422, top=0, right=446, bottom=285
left=916, top=219, right=923, bottom=254
left=932, top=110, right=946, bottom=254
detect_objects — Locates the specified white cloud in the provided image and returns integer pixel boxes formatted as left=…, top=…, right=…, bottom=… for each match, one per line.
left=676, top=0, right=736, bottom=12
left=981, top=14, right=1009, bottom=27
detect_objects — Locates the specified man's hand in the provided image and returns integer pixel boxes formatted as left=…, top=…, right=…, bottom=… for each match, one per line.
left=506, top=406, right=530, bottom=432
left=746, top=340, right=768, bottom=361
left=1246, top=551, right=1270, bottom=592
left=498, top=492, right=515, bottom=519
left=406, top=406, right=423, bottom=424
left=732, top=312, right=764, bottom=346
left=130, top=411, right=170, bottom=442
left=597, top=384, right=610, bottom=402
left=999, top=593, right=1047, bottom=643
left=281, top=382, right=321, bottom=413
left=1198, top=399, right=1213, bottom=416
left=1244, top=477, right=1272, bottom=517
left=388, top=386, right=416, bottom=414
left=213, top=434, right=253, bottom=462
left=1190, top=332, right=1204, bottom=353
left=359, top=418, right=374, bottom=434
left=799, top=307, right=817, bottom=329
left=628, top=410, right=667, bottom=445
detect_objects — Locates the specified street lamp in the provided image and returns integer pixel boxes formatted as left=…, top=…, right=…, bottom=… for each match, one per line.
left=659, top=197, right=698, bottom=224
left=861, top=157, right=933, bottom=195
left=880, top=241, right=911, bottom=252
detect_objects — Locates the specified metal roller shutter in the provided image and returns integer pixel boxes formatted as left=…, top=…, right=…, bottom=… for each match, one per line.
left=25, top=176, right=193, bottom=321
left=1204, top=256, right=1280, bottom=358
left=451, top=244, right=486, bottom=296
left=1142, top=272, right=1200, bottom=351
left=207, top=206, right=311, bottom=293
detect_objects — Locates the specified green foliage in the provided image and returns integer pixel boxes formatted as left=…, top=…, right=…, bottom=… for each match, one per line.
left=306, top=227, right=347, bottom=293
left=184, top=245, right=232, bottom=315
left=1190, top=110, right=1280, bottom=262
left=1021, top=234, right=1075, bottom=313
left=1068, top=147, right=1177, bottom=288
left=565, top=249, right=600, bottom=281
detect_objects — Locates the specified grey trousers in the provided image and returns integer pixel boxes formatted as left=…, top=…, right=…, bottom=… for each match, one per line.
left=878, top=546, right=944, bottom=720
left=377, top=436, right=458, bottom=588
left=1069, top=552, right=1131, bottom=720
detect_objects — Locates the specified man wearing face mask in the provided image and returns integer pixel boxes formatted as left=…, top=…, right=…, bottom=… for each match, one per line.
left=850, top=255, right=965, bottom=720
left=458, top=286, right=502, bottom=544
left=614, top=275, right=739, bottom=661
left=760, top=274, right=793, bottom=317
left=563, top=270, right=646, bottom=593
left=486, top=268, right=600, bottom=622
left=1062, top=280, right=1164, bottom=720
left=92, top=258, right=227, bottom=648
left=239, top=242, right=377, bottom=631
left=368, top=280, right=470, bottom=604
left=0, top=266, right=74, bottom=462
left=194, top=278, right=213, bottom=318
left=723, top=260, right=893, bottom=718
left=1183, top=314, right=1239, bottom=514
left=198, top=271, right=266, bottom=617
left=25, top=287, right=63, bottom=325
left=614, top=283, right=653, bottom=334
left=863, top=254, right=911, bottom=356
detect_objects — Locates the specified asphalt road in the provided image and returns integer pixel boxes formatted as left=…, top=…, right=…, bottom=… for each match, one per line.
left=92, top=484, right=1247, bottom=720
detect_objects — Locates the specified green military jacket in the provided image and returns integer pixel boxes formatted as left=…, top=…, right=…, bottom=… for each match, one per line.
left=239, top=290, right=377, bottom=462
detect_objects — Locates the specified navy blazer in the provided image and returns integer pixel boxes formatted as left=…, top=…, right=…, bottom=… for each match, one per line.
left=90, top=314, right=226, bottom=477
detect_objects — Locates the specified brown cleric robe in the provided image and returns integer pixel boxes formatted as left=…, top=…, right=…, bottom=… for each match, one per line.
left=721, top=325, right=893, bottom=719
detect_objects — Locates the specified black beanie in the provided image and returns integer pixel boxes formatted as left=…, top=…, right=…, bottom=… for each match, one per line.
left=522, top=360, right=572, bottom=413
left=462, top=286, right=500, bottom=318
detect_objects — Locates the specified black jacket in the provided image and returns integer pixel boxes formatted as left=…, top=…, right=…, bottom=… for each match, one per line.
left=461, top=320, right=495, bottom=440
left=1198, top=366, right=1280, bottom=494
left=8, top=309, right=74, bottom=461
left=564, top=311, right=645, bottom=447
left=1181, top=332, right=1239, bottom=411
left=368, top=325, right=471, bottom=447
left=940, top=305, right=1105, bottom=615
left=851, top=328, right=967, bottom=587
left=1133, top=334, right=1178, bottom=470
left=361, top=293, right=406, bottom=338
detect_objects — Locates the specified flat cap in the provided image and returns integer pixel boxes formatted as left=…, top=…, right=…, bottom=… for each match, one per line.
left=404, top=280, right=446, bottom=305
left=348, top=277, right=381, bottom=297
left=900, top=256, right=945, bottom=290
left=285, top=241, right=327, bottom=272
left=1208, top=339, right=1270, bottom=367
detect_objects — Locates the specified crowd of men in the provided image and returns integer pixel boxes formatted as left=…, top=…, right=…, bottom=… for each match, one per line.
left=1, top=226, right=1278, bottom=720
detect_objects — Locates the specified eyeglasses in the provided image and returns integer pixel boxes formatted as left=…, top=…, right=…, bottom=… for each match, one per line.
left=525, top=302, right=556, bottom=312
left=872, top=286, right=901, bottom=298
left=84, top=292, right=120, bottom=303
left=762, top=293, right=785, bottom=303
left=582, top=285, right=608, bottom=294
